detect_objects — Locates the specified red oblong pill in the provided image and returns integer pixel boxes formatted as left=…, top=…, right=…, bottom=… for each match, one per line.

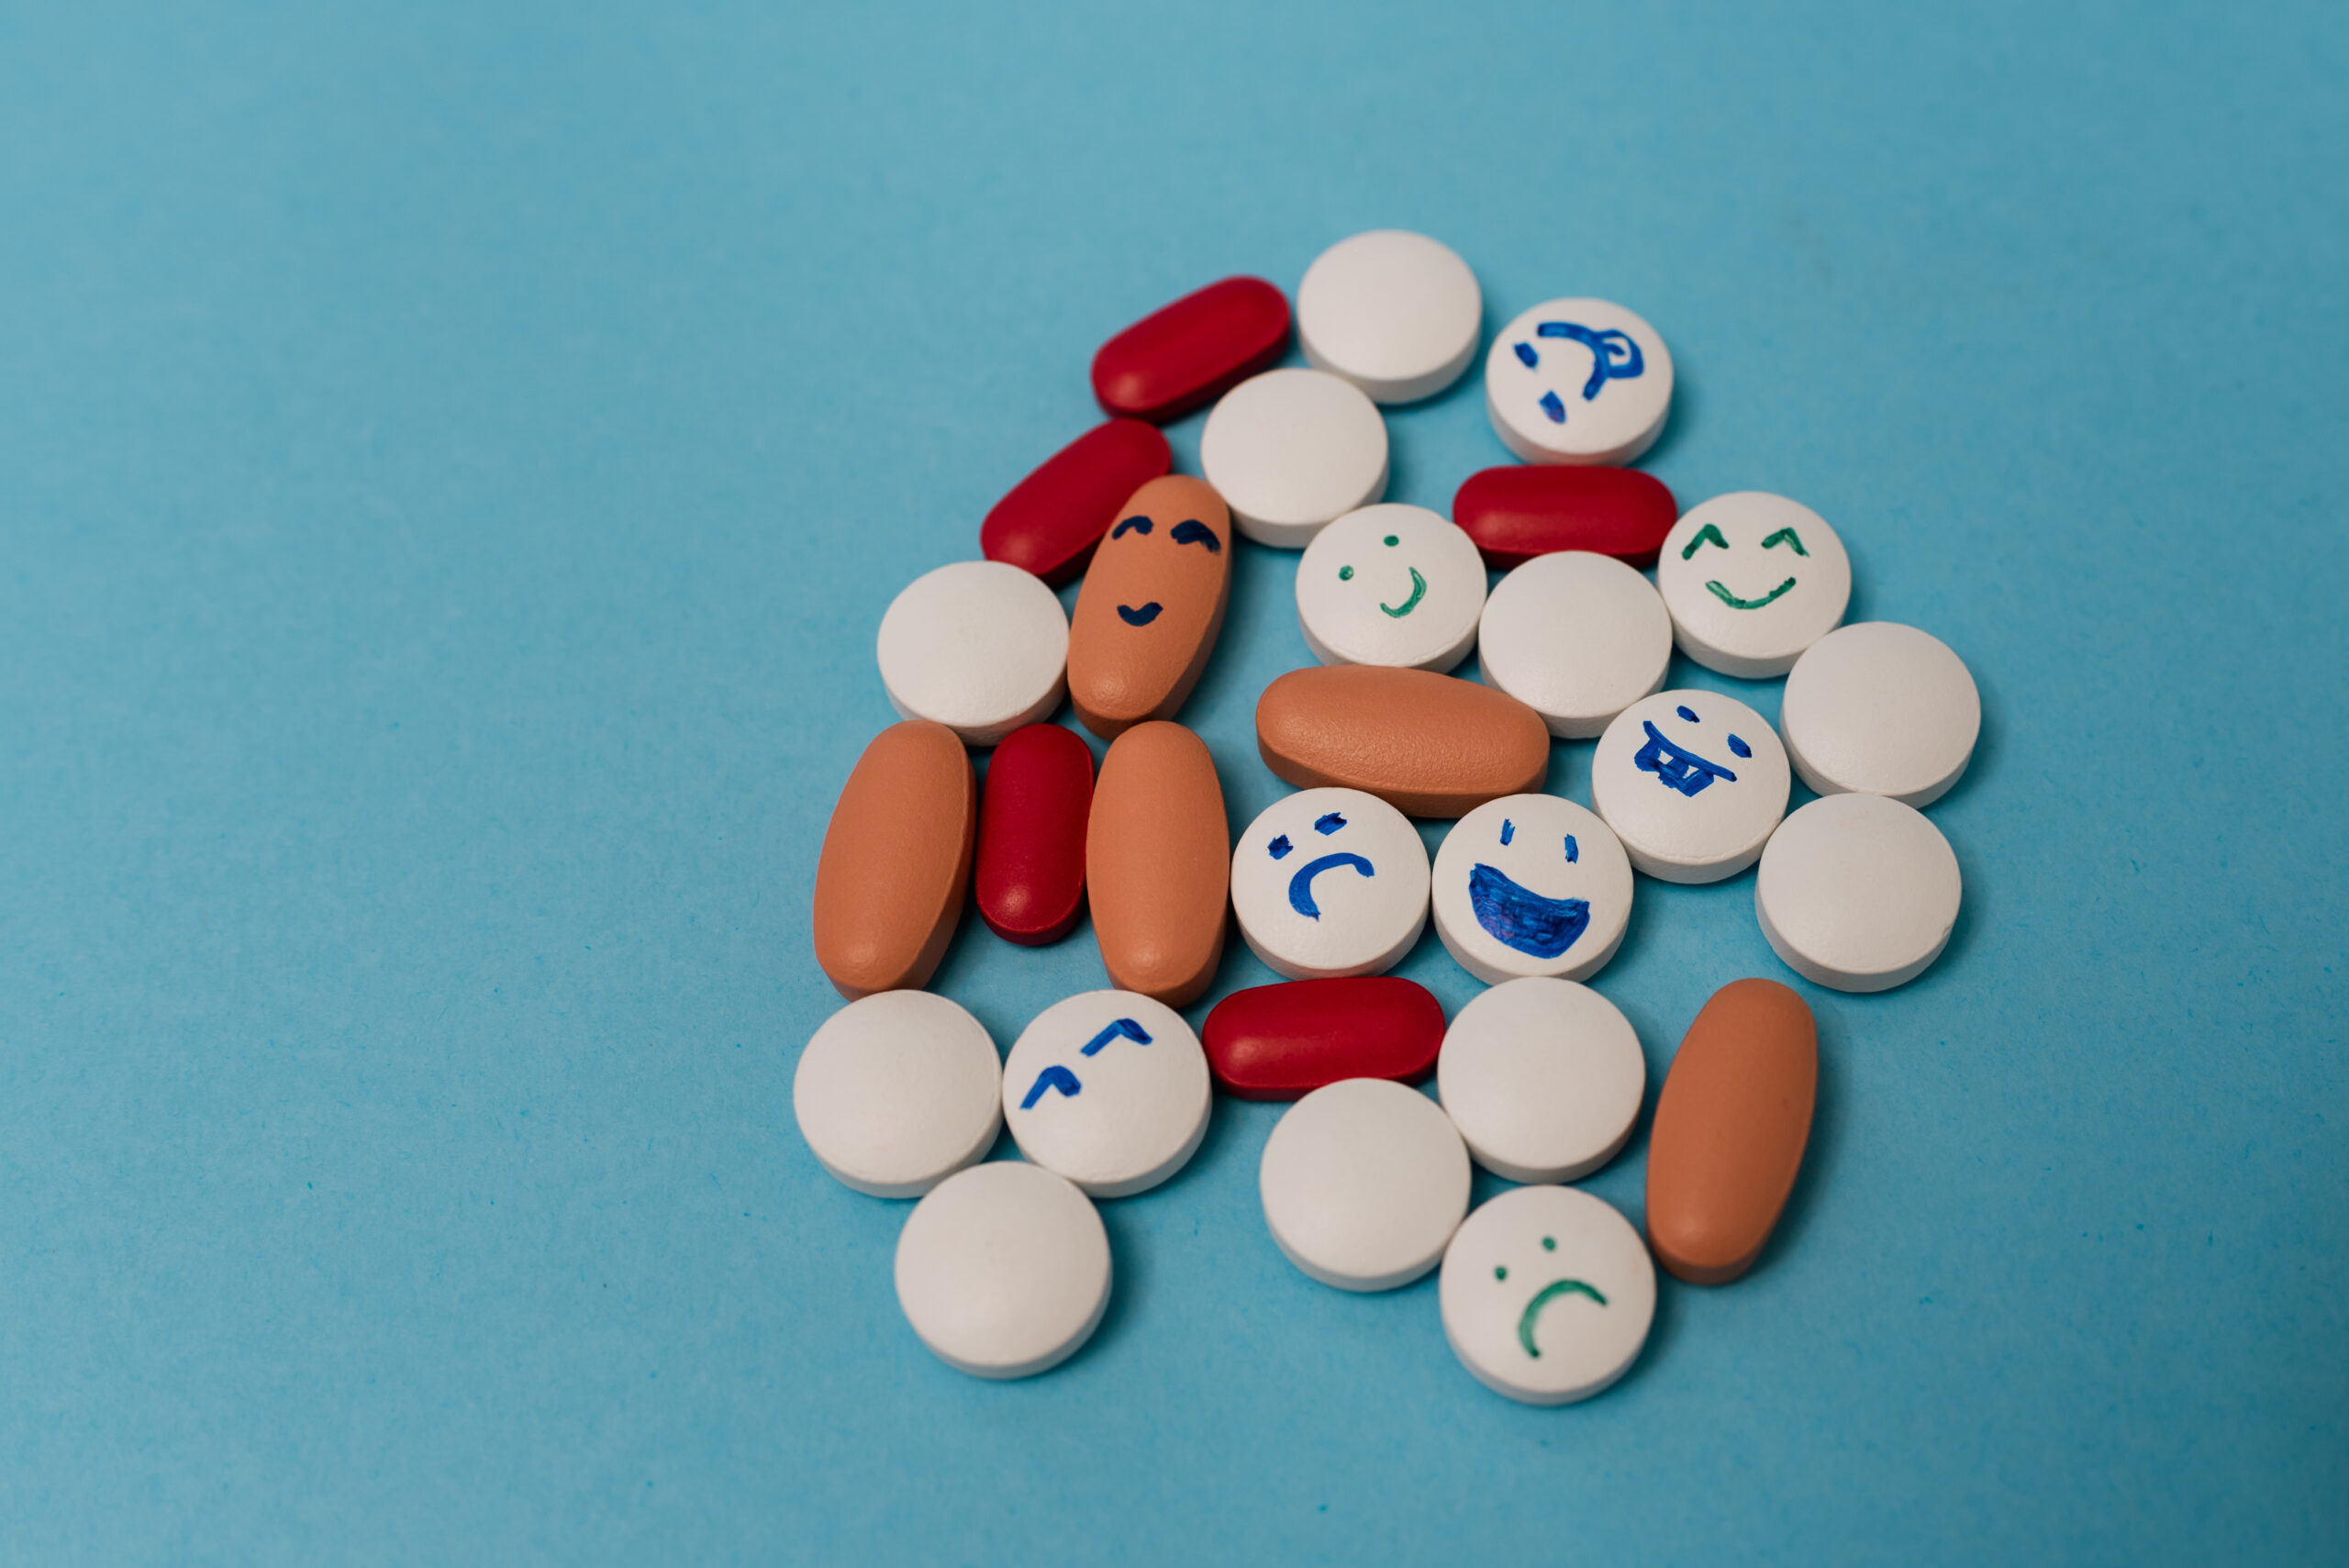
left=1201, top=977, right=1446, bottom=1100
left=979, top=420, right=1173, bottom=588
left=1091, top=277, right=1293, bottom=424
left=1453, top=465, right=1680, bottom=570
left=974, top=723, right=1096, bottom=945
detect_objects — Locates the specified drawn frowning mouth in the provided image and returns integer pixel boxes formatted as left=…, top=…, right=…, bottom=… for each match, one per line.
left=1517, top=1278, right=1608, bottom=1357
left=1286, top=851, right=1375, bottom=918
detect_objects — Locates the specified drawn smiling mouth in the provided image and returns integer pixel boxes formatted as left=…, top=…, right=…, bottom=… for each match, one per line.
left=1517, top=1278, right=1608, bottom=1357
left=1287, top=852, right=1375, bottom=918
left=1467, top=863, right=1590, bottom=958
left=1704, top=577, right=1796, bottom=610
left=1379, top=567, right=1427, bottom=618
left=1117, top=602, right=1163, bottom=626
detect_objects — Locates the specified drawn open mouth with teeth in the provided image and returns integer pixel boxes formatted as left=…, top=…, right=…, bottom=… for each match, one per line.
left=1467, top=816, right=1588, bottom=959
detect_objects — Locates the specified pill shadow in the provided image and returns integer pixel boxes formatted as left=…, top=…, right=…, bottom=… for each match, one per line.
left=1750, top=994, right=1842, bottom=1272
left=1920, top=657, right=1997, bottom=815
left=1631, top=349, right=1699, bottom=470
left=1074, top=1200, right=1155, bottom=1366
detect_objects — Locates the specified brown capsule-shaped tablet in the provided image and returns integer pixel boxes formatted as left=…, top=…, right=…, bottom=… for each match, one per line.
left=1086, top=720, right=1228, bottom=1006
left=1066, top=475, right=1233, bottom=740
left=1255, top=665, right=1550, bottom=817
left=811, top=720, right=976, bottom=1000
left=1645, top=978, right=1818, bottom=1284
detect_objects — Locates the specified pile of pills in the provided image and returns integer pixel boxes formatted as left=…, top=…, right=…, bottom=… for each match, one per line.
left=796, top=231, right=1979, bottom=1399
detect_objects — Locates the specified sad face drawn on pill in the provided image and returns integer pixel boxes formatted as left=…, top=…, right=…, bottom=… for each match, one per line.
left=1510, top=320, right=1645, bottom=426
left=1231, top=787, right=1431, bottom=982
left=1017, top=1016, right=1152, bottom=1109
left=1635, top=703, right=1753, bottom=798
left=1068, top=474, right=1236, bottom=739
left=1268, top=809, right=1378, bottom=917
left=1679, top=519, right=1808, bottom=610
left=1469, top=818, right=1589, bottom=961
left=1488, top=1234, right=1609, bottom=1358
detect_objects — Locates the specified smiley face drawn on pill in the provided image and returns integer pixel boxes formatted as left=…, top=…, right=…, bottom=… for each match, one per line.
left=1488, top=1234, right=1609, bottom=1358
left=1016, top=1016, right=1152, bottom=1109
left=1104, top=512, right=1221, bottom=625
left=1294, top=505, right=1487, bottom=673
left=1232, top=787, right=1431, bottom=981
left=1679, top=519, right=1808, bottom=610
left=1634, top=703, right=1753, bottom=798
left=1068, top=475, right=1236, bottom=738
left=1510, top=320, right=1645, bottom=426
left=1336, top=532, right=1426, bottom=618
left=1468, top=817, right=1589, bottom=960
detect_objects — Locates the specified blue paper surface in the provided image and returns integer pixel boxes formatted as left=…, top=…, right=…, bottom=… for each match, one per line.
left=0, top=3, right=2342, bottom=1562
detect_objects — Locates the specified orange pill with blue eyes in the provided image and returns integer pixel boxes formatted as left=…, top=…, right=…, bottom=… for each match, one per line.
left=1067, top=476, right=1234, bottom=740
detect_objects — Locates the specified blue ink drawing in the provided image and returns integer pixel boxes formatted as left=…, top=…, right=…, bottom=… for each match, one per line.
left=1540, top=390, right=1567, bottom=424
left=1111, top=516, right=1152, bottom=538
left=1169, top=519, right=1220, bottom=552
left=1728, top=733, right=1752, bottom=759
left=1019, top=1064, right=1083, bottom=1109
left=1676, top=705, right=1699, bottom=723
left=1513, top=341, right=1539, bottom=369
left=1535, top=322, right=1645, bottom=399
left=1267, top=834, right=1294, bottom=861
left=1116, top=602, right=1163, bottom=626
left=1468, top=863, right=1590, bottom=960
left=1289, top=852, right=1375, bottom=918
left=1634, top=720, right=1740, bottom=796
left=1499, top=818, right=1515, bottom=846
left=1079, top=1018, right=1152, bottom=1057
left=1313, top=812, right=1348, bottom=836
left=1564, top=834, right=1578, bottom=863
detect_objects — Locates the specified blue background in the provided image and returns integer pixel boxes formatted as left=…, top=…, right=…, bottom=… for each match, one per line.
left=1, top=2, right=2341, bottom=1562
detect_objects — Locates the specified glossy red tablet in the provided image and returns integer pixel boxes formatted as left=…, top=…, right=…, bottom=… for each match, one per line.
left=974, top=724, right=1096, bottom=945
left=979, top=419, right=1172, bottom=587
left=1452, top=465, right=1679, bottom=569
left=1090, top=277, right=1292, bottom=424
left=1200, top=976, right=1445, bottom=1100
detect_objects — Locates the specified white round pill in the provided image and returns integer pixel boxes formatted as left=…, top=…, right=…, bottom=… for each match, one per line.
left=1260, top=1078, right=1470, bottom=1291
left=793, top=990, right=1003, bottom=1198
left=1431, top=795, right=1633, bottom=985
left=1296, top=504, right=1486, bottom=673
left=875, top=560, right=1069, bottom=746
left=1437, top=977, right=1644, bottom=1184
left=1439, top=1184, right=1655, bottom=1406
left=1296, top=229, right=1483, bottom=405
left=1231, top=787, right=1431, bottom=980
left=1199, top=368, right=1389, bottom=549
left=1000, top=990, right=1211, bottom=1197
left=1590, top=690, right=1790, bottom=883
left=1779, top=622, right=1981, bottom=807
left=1477, top=551, right=1673, bottom=738
left=1656, top=493, right=1853, bottom=678
left=1756, top=792, right=1962, bottom=992
left=895, top=1161, right=1110, bottom=1379
left=1483, top=297, right=1673, bottom=465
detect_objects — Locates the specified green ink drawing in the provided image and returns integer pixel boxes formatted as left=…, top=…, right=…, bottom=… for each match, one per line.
left=1542, top=1236, right=1556, bottom=1251
left=1759, top=527, right=1809, bottom=555
left=1493, top=1265, right=1508, bottom=1281
left=1706, top=576, right=1798, bottom=610
left=1383, top=534, right=1399, bottom=547
left=1381, top=567, right=1427, bottom=618
left=1516, top=1278, right=1609, bottom=1358
left=1680, top=522, right=1729, bottom=559
left=1338, top=564, right=1354, bottom=581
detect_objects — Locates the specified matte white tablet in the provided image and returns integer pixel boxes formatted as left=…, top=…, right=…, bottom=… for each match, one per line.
left=1590, top=690, right=1790, bottom=883
left=1296, top=504, right=1486, bottom=673
left=1260, top=1078, right=1470, bottom=1291
left=1231, top=787, right=1431, bottom=981
left=1431, top=795, right=1633, bottom=985
left=1297, top=229, right=1483, bottom=404
left=875, top=560, right=1069, bottom=745
left=1439, top=1184, right=1655, bottom=1405
left=793, top=990, right=1002, bottom=1198
left=1001, top=990, right=1211, bottom=1197
left=1199, top=368, right=1389, bottom=548
left=1656, top=493, right=1852, bottom=678
left=1756, top=792, right=1962, bottom=993
left=1779, top=622, right=1981, bottom=807
left=895, top=1162, right=1110, bottom=1379
left=1478, top=551, right=1674, bottom=739
left=1436, top=978, right=1644, bottom=1184
left=1483, top=298, right=1673, bottom=465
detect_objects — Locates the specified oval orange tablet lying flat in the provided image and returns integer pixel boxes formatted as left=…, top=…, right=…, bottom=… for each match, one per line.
left=1086, top=720, right=1228, bottom=1006
left=1645, top=977, right=1818, bottom=1284
left=811, top=721, right=977, bottom=1000
left=1254, top=665, right=1550, bottom=817
left=1067, top=475, right=1234, bottom=740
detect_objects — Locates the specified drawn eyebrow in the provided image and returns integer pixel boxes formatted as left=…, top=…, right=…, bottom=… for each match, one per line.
left=1680, top=523, right=1729, bottom=559
left=1267, top=834, right=1294, bottom=861
left=1760, top=527, right=1809, bottom=556
left=1170, top=519, right=1220, bottom=552
left=1313, top=812, right=1347, bottom=836
left=1111, top=516, right=1152, bottom=539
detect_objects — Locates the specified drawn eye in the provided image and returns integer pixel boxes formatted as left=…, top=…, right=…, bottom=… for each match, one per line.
left=1170, top=519, right=1220, bottom=552
left=1760, top=527, right=1809, bottom=556
left=1111, top=516, right=1152, bottom=539
left=1498, top=818, right=1515, bottom=846
left=1542, top=1236, right=1556, bottom=1251
left=1338, top=565, right=1353, bottom=581
left=1494, top=1264, right=1509, bottom=1280
left=1676, top=705, right=1699, bottom=723
left=1382, top=534, right=1399, bottom=547
left=1563, top=835, right=1578, bottom=863
left=1267, top=834, right=1294, bottom=861
left=1512, top=342, right=1537, bottom=369
left=1680, top=523, right=1729, bottom=559
left=1728, top=734, right=1752, bottom=758
left=1313, top=812, right=1347, bottom=836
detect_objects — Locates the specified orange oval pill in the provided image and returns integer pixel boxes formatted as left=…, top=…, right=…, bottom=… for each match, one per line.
left=1066, top=475, right=1233, bottom=740
left=1644, top=977, right=1818, bottom=1284
left=811, top=721, right=976, bottom=1000
left=1086, top=720, right=1229, bottom=1006
left=1254, top=665, right=1550, bottom=817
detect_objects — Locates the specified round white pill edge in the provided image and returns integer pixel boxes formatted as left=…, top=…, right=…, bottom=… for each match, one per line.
left=1260, top=1078, right=1471, bottom=1292
left=1483, top=297, right=1674, bottom=466
left=1589, top=689, right=1791, bottom=883
left=1756, top=791, right=1962, bottom=993
left=1436, top=977, right=1644, bottom=1184
left=895, top=1161, right=1111, bottom=1379
left=1656, top=493, right=1853, bottom=678
left=1231, top=787, right=1431, bottom=981
left=1478, top=551, right=1674, bottom=739
left=1439, top=1184, right=1656, bottom=1406
left=1779, top=621, right=1982, bottom=807
left=1297, top=229, right=1483, bottom=405
left=1430, top=795, right=1634, bottom=985
left=1295, top=504, right=1487, bottom=673
left=1199, top=368, right=1390, bottom=549
left=793, top=990, right=1003, bottom=1198
left=1000, top=990, right=1212, bottom=1198
left=875, top=559, right=1070, bottom=746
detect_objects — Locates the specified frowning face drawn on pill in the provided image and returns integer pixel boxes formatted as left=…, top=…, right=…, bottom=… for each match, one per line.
left=1635, top=703, right=1753, bottom=798
left=1231, top=787, right=1431, bottom=981
left=1487, top=1232, right=1609, bottom=1359
left=1438, top=1183, right=1655, bottom=1405
left=1469, top=817, right=1590, bottom=961
left=1510, top=320, right=1645, bottom=427
left=1267, top=808, right=1377, bottom=918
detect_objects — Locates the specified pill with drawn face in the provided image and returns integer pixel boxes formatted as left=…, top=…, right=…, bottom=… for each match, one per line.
left=1657, top=494, right=1853, bottom=678
left=1001, top=990, right=1211, bottom=1198
left=1295, top=504, right=1487, bottom=673
left=1484, top=297, right=1674, bottom=466
left=1439, top=1184, right=1655, bottom=1405
left=811, top=720, right=976, bottom=998
left=1431, top=795, right=1633, bottom=985
left=1255, top=665, right=1550, bottom=818
left=1231, top=787, right=1430, bottom=980
left=1589, top=690, right=1790, bottom=883
left=1067, top=476, right=1234, bottom=740
left=1086, top=720, right=1230, bottom=1006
